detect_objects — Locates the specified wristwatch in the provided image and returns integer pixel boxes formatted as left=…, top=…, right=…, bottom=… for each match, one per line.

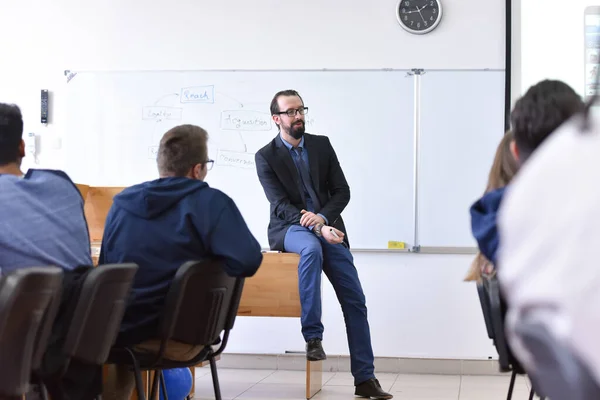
left=314, top=223, right=324, bottom=237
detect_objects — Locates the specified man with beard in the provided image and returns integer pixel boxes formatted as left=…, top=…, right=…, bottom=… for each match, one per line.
left=255, top=90, right=392, bottom=399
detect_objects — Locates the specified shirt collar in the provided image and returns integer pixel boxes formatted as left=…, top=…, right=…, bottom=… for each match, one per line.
left=280, top=133, right=305, bottom=151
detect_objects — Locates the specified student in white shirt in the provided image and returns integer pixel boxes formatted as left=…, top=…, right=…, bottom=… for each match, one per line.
left=470, top=80, right=584, bottom=268
left=498, top=105, right=600, bottom=385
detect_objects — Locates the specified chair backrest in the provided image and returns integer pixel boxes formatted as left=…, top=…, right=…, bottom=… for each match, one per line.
left=483, top=276, right=525, bottom=374
left=63, top=263, right=138, bottom=365
left=476, top=282, right=494, bottom=339
left=31, top=281, right=63, bottom=371
left=516, top=319, right=600, bottom=400
left=0, top=267, right=63, bottom=397
left=161, top=259, right=244, bottom=346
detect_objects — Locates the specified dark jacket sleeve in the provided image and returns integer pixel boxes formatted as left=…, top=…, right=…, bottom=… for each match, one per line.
left=206, top=198, right=263, bottom=277
left=98, top=207, right=116, bottom=266
left=318, top=137, right=350, bottom=224
left=255, top=151, right=302, bottom=225
left=470, top=188, right=506, bottom=265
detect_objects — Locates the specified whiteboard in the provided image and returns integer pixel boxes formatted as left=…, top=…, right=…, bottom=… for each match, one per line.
left=62, top=70, right=415, bottom=250
left=417, top=70, right=505, bottom=248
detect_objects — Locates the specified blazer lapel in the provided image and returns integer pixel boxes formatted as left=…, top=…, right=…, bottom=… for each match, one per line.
left=275, top=136, right=304, bottom=198
left=304, top=135, right=320, bottom=190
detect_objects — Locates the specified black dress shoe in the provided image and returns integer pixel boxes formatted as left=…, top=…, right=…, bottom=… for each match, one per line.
left=355, top=378, right=393, bottom=399
left=306, top=338, right=327, bottom=361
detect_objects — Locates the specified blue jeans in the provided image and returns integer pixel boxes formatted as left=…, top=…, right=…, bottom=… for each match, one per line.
left=284, top=225, right=375, bottom=385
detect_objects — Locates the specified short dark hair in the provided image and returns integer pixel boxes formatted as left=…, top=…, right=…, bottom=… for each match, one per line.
left=0, top=103, right=24, bottom=165
left=511, top=80, right=584, bottom=161
left=157, top=124, right=208, bottom=177
left=270, top=89, right=304, bottom=116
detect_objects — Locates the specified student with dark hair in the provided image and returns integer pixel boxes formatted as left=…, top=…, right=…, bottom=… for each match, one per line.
left=0, top=103, right=100, bottom=399
left=470, top=80, right=584, bottom=266
left=498, top=92, right=600, bottom=389
left=0, top=103, right=92, bottom=274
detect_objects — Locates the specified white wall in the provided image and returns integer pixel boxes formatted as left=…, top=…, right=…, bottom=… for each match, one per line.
left=510, top=0, right=522, bottom=106
left=0, top=0, right=505, bottom=359
left=513, top=0, right=597, bottom=99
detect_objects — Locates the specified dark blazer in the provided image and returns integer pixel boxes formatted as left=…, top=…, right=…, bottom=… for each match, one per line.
left=255, top=133, right=350, bottom=251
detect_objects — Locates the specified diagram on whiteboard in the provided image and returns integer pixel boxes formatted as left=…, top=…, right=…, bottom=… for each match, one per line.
left=218, top=109, right=272, bottom=169
left=140, top=84, right=285, bottom=170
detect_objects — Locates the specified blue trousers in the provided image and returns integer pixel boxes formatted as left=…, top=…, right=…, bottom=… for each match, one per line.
left=284, top=225, right=375, bottom=385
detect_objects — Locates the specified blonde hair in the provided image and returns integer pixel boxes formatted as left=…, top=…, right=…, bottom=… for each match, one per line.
left=465, top=131, right=518, bottom=282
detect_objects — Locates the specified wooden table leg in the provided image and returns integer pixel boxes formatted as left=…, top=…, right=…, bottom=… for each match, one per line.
left=305, top=360, right=323, bottom=399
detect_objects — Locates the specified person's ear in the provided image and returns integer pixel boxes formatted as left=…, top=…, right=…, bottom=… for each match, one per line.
left=193, top=163, right=208, bottom=180
left=272, top=114, right=281, bottom=128
left=509, top=140, right=520, bottom=163
left=18, top=139, right=25, bottom=158
left=192, top=164, right=201, bottom=179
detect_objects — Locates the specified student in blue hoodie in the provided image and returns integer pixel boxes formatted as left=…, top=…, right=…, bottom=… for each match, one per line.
left=470, top=80, right=584, bottom=266
left=100, top=124, right=263, bottom=400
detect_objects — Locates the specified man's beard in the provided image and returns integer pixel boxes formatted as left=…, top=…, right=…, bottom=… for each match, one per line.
left=288, top=121, right=305, bottom=139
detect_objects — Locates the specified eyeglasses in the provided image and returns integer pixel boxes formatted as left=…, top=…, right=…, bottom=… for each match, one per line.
left=277, top=107, right=309, bottom=117
left=204, top=159, right=214, bottom=171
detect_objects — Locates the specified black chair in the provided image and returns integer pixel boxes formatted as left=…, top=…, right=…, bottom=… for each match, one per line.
left=479, top=276, right=544, bottom=400
left=29, top=276, right=63, bottom=400
left=35, top=263, right=138, bottom=400
left=63, top=263, right=138, bottom=365
left=516, top=318, right=600, bottom=400
left=0, top=267, right=63, bottom=400
left=107, top=259, right=246, bottom=400
left=476, top=282, right=494, bottom=339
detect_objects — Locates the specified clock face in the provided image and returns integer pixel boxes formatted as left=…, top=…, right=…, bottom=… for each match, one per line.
left=396, top=0, right=443, bottom=34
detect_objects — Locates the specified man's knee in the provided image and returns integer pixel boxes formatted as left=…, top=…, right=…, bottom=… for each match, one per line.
left=299, top=240, right=323, bottom=262
left=336, top=276, right=368, bottom=312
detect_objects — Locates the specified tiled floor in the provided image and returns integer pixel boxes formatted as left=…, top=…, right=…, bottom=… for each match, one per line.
left=192, top=368, right=538, bottom=399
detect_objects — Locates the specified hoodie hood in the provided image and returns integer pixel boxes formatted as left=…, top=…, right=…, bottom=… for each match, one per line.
left=470, top=186, right=507, bottom=265
left=114, top=177, right=208, bottom=219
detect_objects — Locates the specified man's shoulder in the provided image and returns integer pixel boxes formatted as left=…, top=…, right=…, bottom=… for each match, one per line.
left=304, top=133, right=332, bottom=151
left=305, top=132, right=329, bottom=142
left=189, top=185, right=235, bottom=211
left=26, top=168, right=75, bottom=183
left=202, top=185, right=232, bottom=201
left=256, top=136, right=279, bottom=157
left=22, top=169, right=82, bottom=197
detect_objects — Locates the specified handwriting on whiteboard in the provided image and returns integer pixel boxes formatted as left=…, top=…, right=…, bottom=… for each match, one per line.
left=217, top=149, right=255, bottom=169
left=180, top=86, right=215, bottom=103
left=220, top=110, right=272, bottom=131
left=142, top=107, right=183, bottom=121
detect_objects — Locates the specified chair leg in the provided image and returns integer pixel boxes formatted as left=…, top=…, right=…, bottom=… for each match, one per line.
left=124, top=348, right=147, bottom=400
left=38, top=381, right=49, bottom=400
left=528, top=387, right=534, bottom=400
left=160, top=371, right=168, bottom=400
left=506, top=370, right=517, bottom=400
left=133, top=367, right=146, bottom=400
left=209, top=356, right=222, bottom=400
